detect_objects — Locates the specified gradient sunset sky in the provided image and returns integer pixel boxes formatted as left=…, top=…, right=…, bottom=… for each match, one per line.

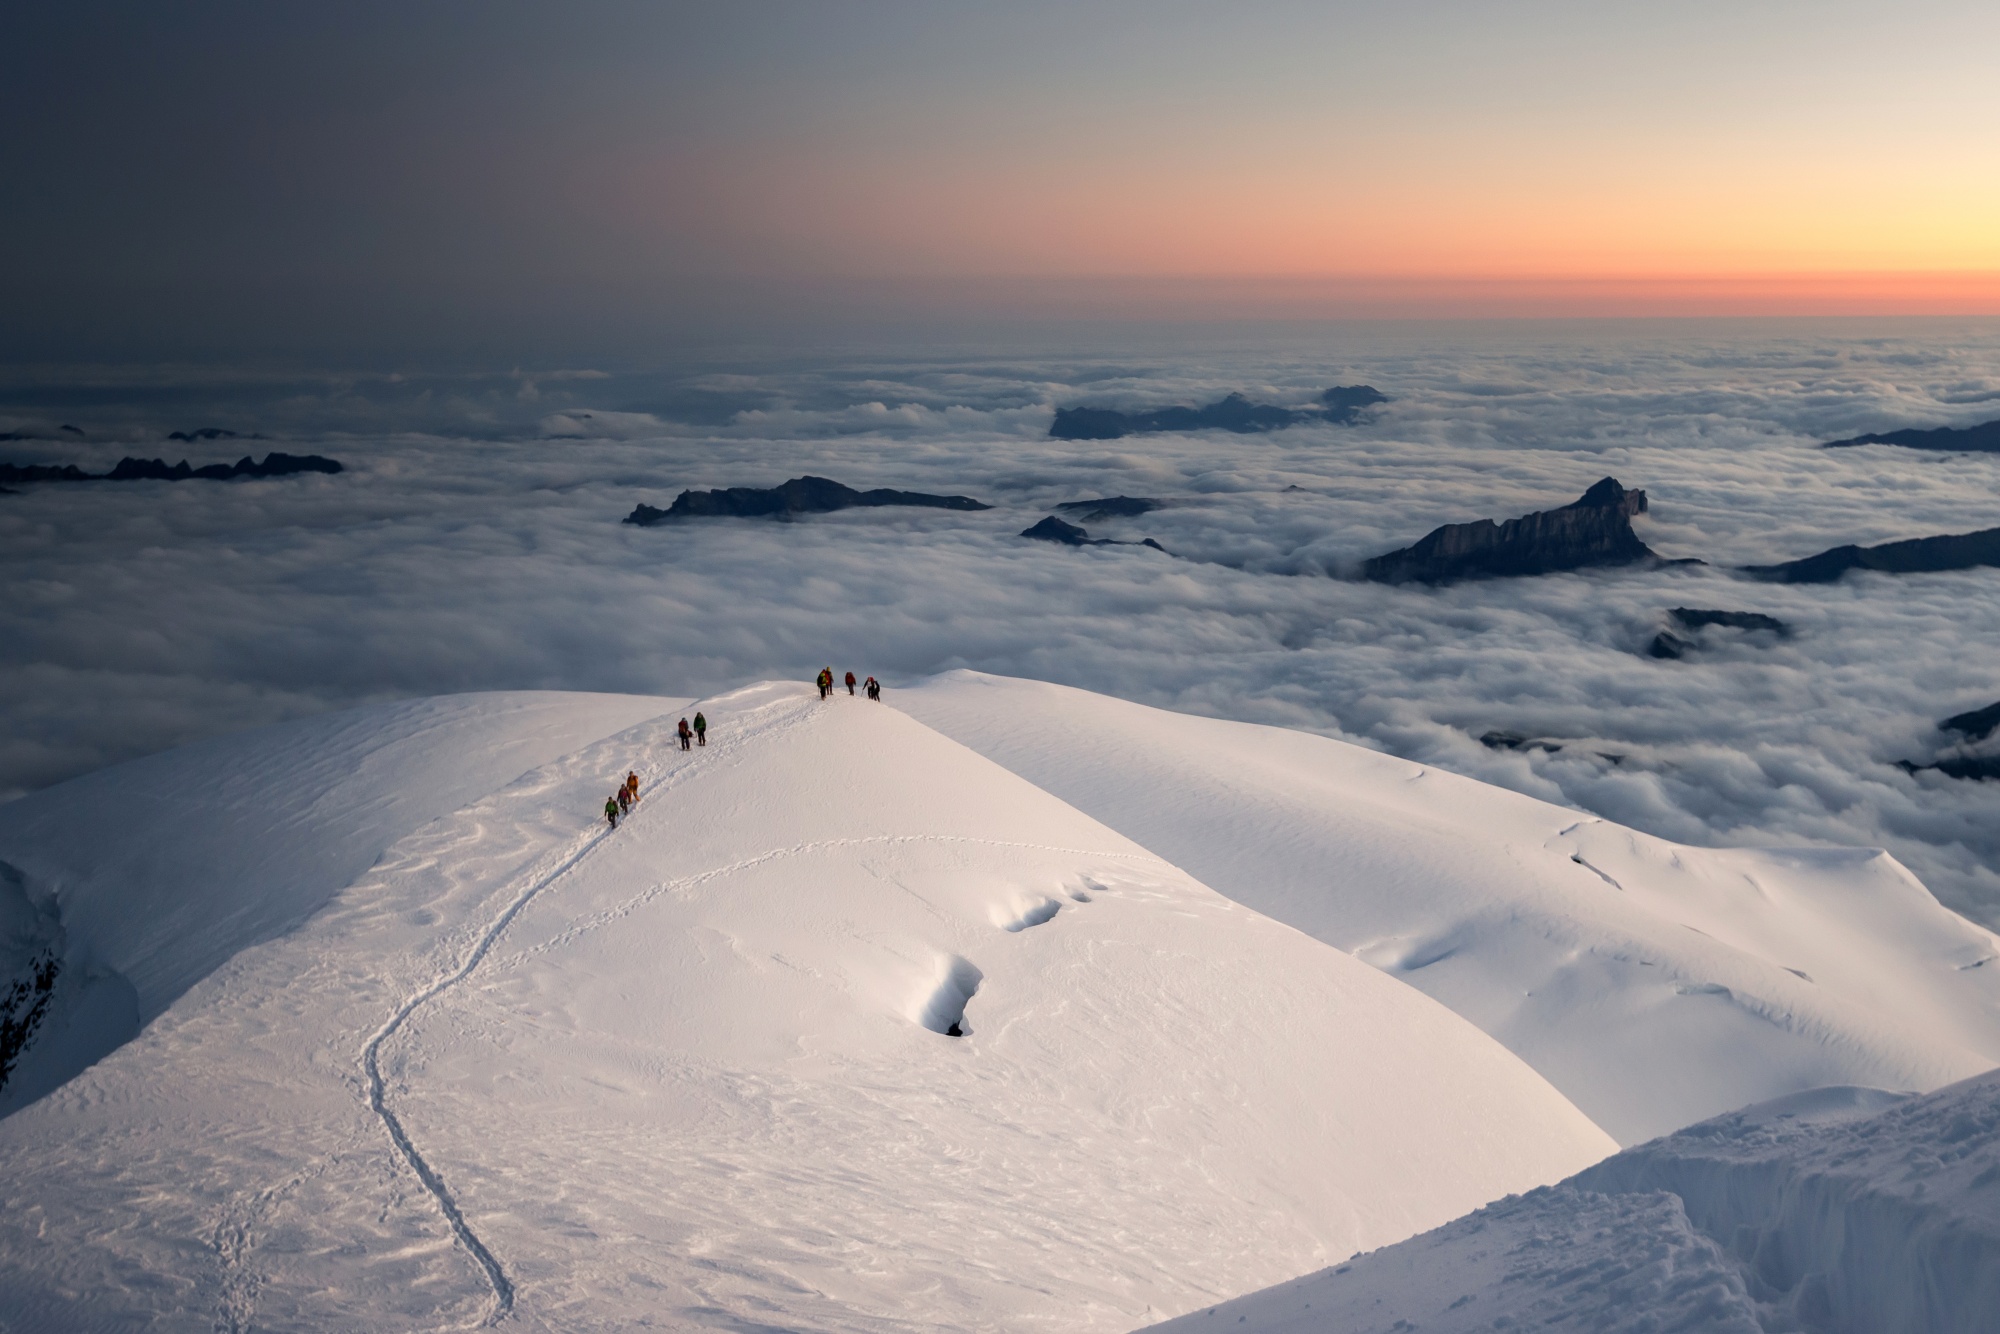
left=6, top=0, right=1998, bottom=359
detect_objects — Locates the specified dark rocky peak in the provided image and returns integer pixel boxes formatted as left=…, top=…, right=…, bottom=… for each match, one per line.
left=1019, top=515, right=1166, bottom=552
left=1320, top=385, right=1391, bottom=422
left=1054, top=496, right=1164, bottom=522
left=1824, top=419, right=2000, bottom=453
left=1021, top=516, right=1095, bottom=545
left=1571, top=477, right=1648, bottom=516
left=1896, top=700, right=2000, bottom=781
left=1942, top=701, right=2000, bottom=745
left=1362, top=478, right=1663, bottom=585
left=624, top=475, right=990, bottom=526
left=1742, top=526, right=2000, bottom=583
left=1649, top=607, right=1791, bottom=658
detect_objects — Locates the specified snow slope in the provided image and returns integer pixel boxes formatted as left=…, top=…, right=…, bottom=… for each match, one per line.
left=902, top=672, right=2000, bottom=1143
left=1148, top=1071, right=2000, bottom=1334
left=0, top=684, right=1612, bottom=1332
left=0, top=691, right=677, bottom=1114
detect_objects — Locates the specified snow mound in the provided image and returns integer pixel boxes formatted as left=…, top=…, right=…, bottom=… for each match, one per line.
left=0, top=690, right=675, bottom=1114
left=0, top=684, right=1612, bottom=1332
left=904, top=672, right=2000, bottom=1143
left=1152, top=1068, right=2000, bottom=1334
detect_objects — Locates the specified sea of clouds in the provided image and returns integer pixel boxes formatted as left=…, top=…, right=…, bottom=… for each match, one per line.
left=5, top=318, right=2000, bottom=925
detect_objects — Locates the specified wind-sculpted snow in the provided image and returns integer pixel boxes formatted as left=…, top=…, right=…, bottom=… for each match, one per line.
left=1157, top=1074, right=2000, bottom=1334
left=904, top=673, right=2000, bottom=1144
left=0, top=684, right=1612, bottom=1331
left=0, top=691, right=674, bottom=1115
left=5, top=321, right=2000, bottom=928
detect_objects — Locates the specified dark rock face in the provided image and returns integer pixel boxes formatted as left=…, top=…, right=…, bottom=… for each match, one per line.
left=1362, top=478, right=1659, bottom=585
left=1899, top=756, right=2000, bottom=782
left=1824, top=419, right=2000, bottom=453
left=1054, top=495, right=1163, bottom=522
left=1742, top=526, right=2000, bottom=583
left=0, top=463, right=94, bottom=484
left=1021, top=516, right=1096, bottom=545
left=1897, top=701, right=2000, bottom=781
left=108, top=453, right=340, bottom=481
left=0, top=453, right=339, bottom=486
left=1048, top=385, right=1387, bottom=440
left=1943, top=702, right=2000, bottom=745
left=1319, top=385, right=1392, bottom=422
left=1650, top=608, right=1791, bottom=658
left=1480, top=731, right=1564, bottom=754
left=623, top=475, right=991, bottom=526
left=1019, top=516, right=1166, bottom=552
left=1669, top=608, right=1788, bottom=634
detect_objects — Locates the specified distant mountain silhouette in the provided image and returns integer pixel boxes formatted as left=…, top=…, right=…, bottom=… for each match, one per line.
left=168, top=427, right=263, bottom=443
left=1363, top=478, right=1665, bottom=585
left=0, top=453, right=341, bottom=485
left=1049, top=385, right=1387, bottom=440
left=1019, top=516, right=1166, bottom=552
left=1742, top=526, right=2000, bottom=583
left=624, top=475, right=989, bottom=525
left=1824, top=419, right=2000, bottom=452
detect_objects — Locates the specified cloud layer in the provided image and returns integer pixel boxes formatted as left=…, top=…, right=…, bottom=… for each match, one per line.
left=4, top=318, right=2000, bottom=925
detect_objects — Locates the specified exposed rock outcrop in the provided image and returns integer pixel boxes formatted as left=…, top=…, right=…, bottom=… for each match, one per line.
left=1898, top=755, right=2000, bottom=782
left=1362, top=478, right=1663, bottom=585
left=1742, top=526, right=2000, bottom=583
left=0, top=453, right=341, bottom=486
left=623, top=475, right=990, bottom=525
left=1647, top=608, right=1791, bottom=659
left=1943, top=701, right=2000, bottom=745
left=1824, top=419, right=2000, bottom=453
left=1897, top=700, right=2000, bottom=782
left=1019, top=516, right=1166, bottom=552
left=1048, top=385, right=1387, bottom=440
left=1054, top=496, right=1164, bottom=522
left=1480, top=731, right=1564, bottom=754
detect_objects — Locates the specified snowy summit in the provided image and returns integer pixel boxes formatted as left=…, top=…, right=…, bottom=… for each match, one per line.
left=0, top=676, right=1996, bottom=1331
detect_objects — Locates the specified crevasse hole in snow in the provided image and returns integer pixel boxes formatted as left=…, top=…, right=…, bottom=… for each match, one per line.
left=917, top=956, right=983, bottom=1037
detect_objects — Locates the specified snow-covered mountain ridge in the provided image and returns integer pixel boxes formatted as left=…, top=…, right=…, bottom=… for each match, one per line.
left=0, top=675, right=1994, bottom=1331
left=0, top=682, right=1609, bottom=1331
left=0, top=690, right=678, bottom=1115
left=903, top=672, right=2000, bottom=1144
